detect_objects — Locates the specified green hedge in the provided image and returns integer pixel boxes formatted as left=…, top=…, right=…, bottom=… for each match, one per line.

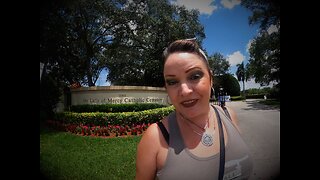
left=245, top=94, right=265, bottom=99
left=230, top=96, right=245, bottom=101
left=54, top=106, right=175, bottom=126
left=69, top=103, right=166, bottom=113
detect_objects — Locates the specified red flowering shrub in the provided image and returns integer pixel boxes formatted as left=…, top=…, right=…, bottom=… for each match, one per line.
left=49, top=122, right=152, bottom=138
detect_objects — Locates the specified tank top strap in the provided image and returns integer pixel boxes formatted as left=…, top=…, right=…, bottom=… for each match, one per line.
left=168, top=111, right=185, bottom=154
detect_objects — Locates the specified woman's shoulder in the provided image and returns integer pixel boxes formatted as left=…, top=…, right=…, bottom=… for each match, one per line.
left=137, top=123, right=162, bottom=159
left=141, top=123, right=161, bottom=142
left=139, top=117, right=169, bottom=147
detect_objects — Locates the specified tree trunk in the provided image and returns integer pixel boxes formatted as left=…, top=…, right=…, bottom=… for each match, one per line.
left=242, top=80, right=246, bottom=100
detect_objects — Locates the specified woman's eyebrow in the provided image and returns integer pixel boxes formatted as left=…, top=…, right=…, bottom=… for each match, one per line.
left=164, top=67, right=202, bottom=77
left=185, top=67, right=202, bottom=73
left=164, top=74, right=176, bottom=78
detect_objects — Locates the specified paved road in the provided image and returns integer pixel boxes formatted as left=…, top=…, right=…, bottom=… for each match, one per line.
left=226, top=99, right=280, bottom=180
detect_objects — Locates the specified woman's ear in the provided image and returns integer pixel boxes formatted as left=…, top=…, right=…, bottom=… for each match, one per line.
left=210, top=70, right=214, bottom=87
left=210, top=86, right=215, bottom=102
left=166, top=95, right=172, bottom=105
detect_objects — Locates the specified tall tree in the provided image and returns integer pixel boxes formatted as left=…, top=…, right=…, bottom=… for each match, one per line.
left=241, top=0, right=280, bottom=86
left=40, top=0, right=205, bottom=88
left=106, top=0, right=205, bottom=87
left=236, top=62, right=246, bottom=98
left=207, top=52, right=238, bottom=96
left=40, top=0, right=127, bottom=87
left=213, top=74, right=240, bottom=96
left=208, top=52, right=230, bottom=76
left=40, top=0, right=132, bottom=115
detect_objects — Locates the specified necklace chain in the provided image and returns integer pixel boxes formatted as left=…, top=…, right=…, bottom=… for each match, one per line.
left=179, top=113, right=216, bottom=138
left=179, top=112, right=215, bottom=147
left=179, top=112, right=215, bottom=133
left=186, top=117, right=208, bottom=130
left=191, top=128, right=204, bottom=137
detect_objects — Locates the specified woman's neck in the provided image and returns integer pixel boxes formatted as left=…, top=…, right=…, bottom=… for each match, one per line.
left=179, top=105, right=211, bottom=127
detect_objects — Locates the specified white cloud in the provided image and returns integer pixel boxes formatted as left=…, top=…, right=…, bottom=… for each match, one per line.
left=221, top=0, right=241, bottom=9
left=226, top=51, right=245, bottom=66
left=171, top=0, right=218, bottom=16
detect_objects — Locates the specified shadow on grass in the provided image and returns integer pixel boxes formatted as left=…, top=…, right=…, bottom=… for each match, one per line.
left=242, top=99, right=280, bottom=111
left=40, top=121, right=62, bottom=135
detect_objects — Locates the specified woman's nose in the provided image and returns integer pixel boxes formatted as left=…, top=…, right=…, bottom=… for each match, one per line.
left=180, top=83, right=193, bottom=96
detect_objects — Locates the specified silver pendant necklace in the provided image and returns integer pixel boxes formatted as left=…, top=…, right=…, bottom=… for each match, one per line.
left=180, top=113, right=215, bottom=147
left=201, top=132, right=214, bottom=147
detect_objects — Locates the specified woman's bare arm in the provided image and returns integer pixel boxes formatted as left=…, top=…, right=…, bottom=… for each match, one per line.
left=135, top=123, right=160, bottom=180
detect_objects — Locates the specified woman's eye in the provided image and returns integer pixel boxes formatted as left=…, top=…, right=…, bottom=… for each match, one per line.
left=189, top=71, right=204, bottom=80
left=166, top=79, right=178, bottom=86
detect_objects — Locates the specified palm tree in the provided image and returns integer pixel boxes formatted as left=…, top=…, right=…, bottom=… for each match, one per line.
left=236, top=62, right=246, bottom=99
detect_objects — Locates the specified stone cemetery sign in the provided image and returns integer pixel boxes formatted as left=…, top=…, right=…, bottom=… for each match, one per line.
left=70, top=86, right=170, bottom=106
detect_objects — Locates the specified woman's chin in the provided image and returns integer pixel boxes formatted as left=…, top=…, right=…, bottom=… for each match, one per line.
left=178, top=106, right=201, bottom=119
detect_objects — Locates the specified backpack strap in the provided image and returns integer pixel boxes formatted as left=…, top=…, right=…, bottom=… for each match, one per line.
left=157, top=121, right=169, bottom=145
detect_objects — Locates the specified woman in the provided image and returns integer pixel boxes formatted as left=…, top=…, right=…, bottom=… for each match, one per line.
left=135, top=39, right=253, bottom=180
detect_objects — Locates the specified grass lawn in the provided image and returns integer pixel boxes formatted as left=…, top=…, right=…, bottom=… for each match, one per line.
left=40, top=126, right=141, bottom=180
left=258, top=99, right=280, bottom=108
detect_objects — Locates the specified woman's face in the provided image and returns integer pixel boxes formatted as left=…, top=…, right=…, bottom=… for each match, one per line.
left=164, top=52, right=212, bottom=119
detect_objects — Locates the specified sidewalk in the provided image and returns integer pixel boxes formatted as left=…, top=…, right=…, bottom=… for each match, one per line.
left=227, top=99, right=280, bottom=180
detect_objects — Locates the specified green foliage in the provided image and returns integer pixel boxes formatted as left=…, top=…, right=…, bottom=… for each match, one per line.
left=242, top=86, right=279, bottom=100
left=105, top=0, right=205, bottom=87
left=245, top=87, right=271, bottom=95
left=70, top=103, right=166, bottom=113
left=40, top=0, right=205, bottom=88
left=241, top=0, right=280, bottom=87
left=40, top=0, right=137, bottom=86
left=230, top=96, right=245, bottom=101
left=268, top=83, right=280, bottom=100
left=245, top=94, right=265, bottom=99
left=236, top=62, right=248, bottom=97
left=208, top=52, right=230, bottom=76
left=213, top=74, right=240, bottom=96
left=236, top=62, right=245, bottom=82
left=247, top=31, right=280, bottom=86
left=208, top=53, right=240, bottom=96
left=258, top=99, right=280, bottom=108
left=40, top=73, right=64, bottom=121
left=241, top=0, right=280, bottom=31
left=54, top=106, right=175, bottom=126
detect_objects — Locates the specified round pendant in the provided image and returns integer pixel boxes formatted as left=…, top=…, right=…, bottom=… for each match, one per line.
left=201, top=133, right=213, bottom=147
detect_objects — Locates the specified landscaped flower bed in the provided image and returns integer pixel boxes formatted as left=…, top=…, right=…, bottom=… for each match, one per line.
left=46, top=106, right=174, bottom=138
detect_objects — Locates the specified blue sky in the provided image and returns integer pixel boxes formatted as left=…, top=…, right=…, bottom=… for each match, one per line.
left=97, top=0, right=269, bottom=89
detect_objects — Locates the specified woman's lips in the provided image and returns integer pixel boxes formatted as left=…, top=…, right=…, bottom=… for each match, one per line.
left=180, top=99, right=198, bottom=108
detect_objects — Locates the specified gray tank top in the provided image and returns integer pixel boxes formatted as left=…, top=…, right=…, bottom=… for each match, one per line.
left=156, top=106, right=253, bottom=180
